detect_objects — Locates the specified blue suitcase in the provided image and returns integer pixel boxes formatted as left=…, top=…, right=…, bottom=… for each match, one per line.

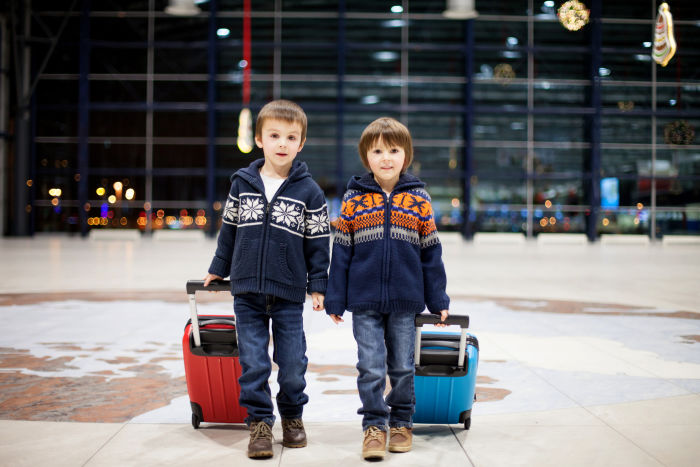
left=413, top=314, right=479, bottom=429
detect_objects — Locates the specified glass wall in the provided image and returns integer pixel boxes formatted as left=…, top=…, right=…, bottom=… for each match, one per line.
left=10, top=0, right=700, bottom=238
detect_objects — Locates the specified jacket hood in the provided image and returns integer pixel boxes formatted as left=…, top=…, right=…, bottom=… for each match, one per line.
left=233, top=158, right=311, bottom=187
left=347, top=172, right=425, bottom=193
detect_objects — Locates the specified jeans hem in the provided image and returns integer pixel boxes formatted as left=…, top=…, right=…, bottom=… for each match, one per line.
left=245, top=416, right=275, bottom=428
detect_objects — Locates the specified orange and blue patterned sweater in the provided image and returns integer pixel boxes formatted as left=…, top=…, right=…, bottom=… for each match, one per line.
left=325, top=173, right=450, bottom=316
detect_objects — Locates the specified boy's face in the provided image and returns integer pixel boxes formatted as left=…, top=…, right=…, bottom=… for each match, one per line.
left=256, top=119, right=305, bottom=176
left=367, top=137, right=406, bottom=190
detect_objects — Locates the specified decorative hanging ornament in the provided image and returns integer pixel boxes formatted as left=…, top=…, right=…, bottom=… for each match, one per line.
left=652, top=2, right=676, bottom=67
left=237, top=0, right=254, bottom=154
left=237, top=108, right=254, bottom=153
left=494, top=63, right=515, bottom=85
left=558, top=1, right=590, bottom=31
left=664, top=120, right=695, bottom=146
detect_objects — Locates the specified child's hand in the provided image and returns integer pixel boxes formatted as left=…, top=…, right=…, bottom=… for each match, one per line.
left=329, top=314, right=344, bottom=324
left=435, top=309, right=449, bottom=327
left=311, top=292, right=325, bottom=311
left=203, top=273, right=223, bottom=288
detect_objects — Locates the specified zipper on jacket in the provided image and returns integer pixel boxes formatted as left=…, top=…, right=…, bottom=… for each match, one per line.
left=257, top=176, right=291, bottom=294
left=257, top=199, right=269, bottom=293
left=382, top=191, right=393, bottom=309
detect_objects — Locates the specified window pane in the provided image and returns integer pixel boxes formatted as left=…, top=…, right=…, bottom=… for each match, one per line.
left=534, top=52, right=588, bottom=80
left=474, top=82, right=527, bottom=107
left=154, top=145, right=206, bottom=169
left=474, top=146, right=526, bottom=174
left=474, top=209, right=527, bottom=234
left=602, top=85, right=652, bottom=110
left=534, top=115, right=586, bottom=143
left=36, top=143, right=77, bottom=171
left=534, top=83, right=587, bottom=107
left=154, top=81, right=206, bottom=101
left=533, top=179, right=584, bottom=206
left=474, top=178, right=526, bottom=204
left=533, top=148, right=586, bottom=174
left=475, top=114, right=527, bottom=142
left=345, top=82, right=401, bottom=106
left=36, top=80, right=78, bottom=105
left=657, top=210, right=700, bottom=236
left=598, top=208, right=650, bottom=235
left=409, top=82, right=462, bottom=105
left=36, top=110, right=78, bottom=136
left=93, top=17, right=148, bottom=41
left=601, top=149, right=650, bottom=176
left=91, top=81, right=147, bottom=102
left=154, top=48, right=207, bottom=74
left=92, top=48, right=147, bottom=74
left=91, top=111, right=146, bottom=137
left=153, top=112, right=206, bottom=137
left=153, top=176, right=206, bottom=201
left=410, top=50, right=464, bottom=76
left=601, top=116, right=651, bottom=144
left=90, top=144, right=145, bottom=169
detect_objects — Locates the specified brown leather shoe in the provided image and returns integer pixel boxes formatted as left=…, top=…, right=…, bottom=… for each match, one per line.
left=362, top=426, right=387, bottom=460
left=281, top=418, right=307, bottom=448
left=247, top=421, right=273, bottom=459
left=388, top=427, right=412, bottom=453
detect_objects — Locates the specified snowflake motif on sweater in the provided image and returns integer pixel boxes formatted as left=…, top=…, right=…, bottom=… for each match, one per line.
left=306, top=210, right=329, bottom=235
left=239, top=196, right=264, bottom=222
left=272, top=201, right=303, bottom=227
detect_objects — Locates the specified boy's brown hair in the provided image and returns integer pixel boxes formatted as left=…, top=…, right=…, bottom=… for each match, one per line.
left=255, top=99, right=308, bottom=142
left=358, top=117, right=414, bottom=173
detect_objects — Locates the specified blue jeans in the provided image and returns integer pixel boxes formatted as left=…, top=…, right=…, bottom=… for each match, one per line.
left=233, top=293, right=308, bottom=426
left=352, top=310, right=416, bottom=431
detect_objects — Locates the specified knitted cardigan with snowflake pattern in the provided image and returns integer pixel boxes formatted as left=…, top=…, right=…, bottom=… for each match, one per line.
left=208, top=158, right=330, bottom=302
left=325, top=172, right=450, bottom=316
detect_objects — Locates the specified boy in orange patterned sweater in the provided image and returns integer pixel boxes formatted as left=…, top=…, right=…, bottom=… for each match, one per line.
left=324, top=117, right=449, bottom=460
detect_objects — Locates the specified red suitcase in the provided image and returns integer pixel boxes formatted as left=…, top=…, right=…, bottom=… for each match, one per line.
left=184, top=280, right=247, bottom=428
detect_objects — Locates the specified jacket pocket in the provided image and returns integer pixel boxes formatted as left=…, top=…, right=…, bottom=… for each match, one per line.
left=231, top=237, right=258, bottom=279
left=269, top=241, right=305, bottom=287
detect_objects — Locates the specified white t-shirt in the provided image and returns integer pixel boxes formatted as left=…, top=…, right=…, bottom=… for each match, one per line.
left=260, top=171, right=286, bottom=202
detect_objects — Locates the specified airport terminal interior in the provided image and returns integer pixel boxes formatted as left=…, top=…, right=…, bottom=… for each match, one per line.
left=1, top=1, right=700, bottom=466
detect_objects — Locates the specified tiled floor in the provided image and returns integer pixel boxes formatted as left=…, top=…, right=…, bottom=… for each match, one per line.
left=1, top=234, right=699, bottom=466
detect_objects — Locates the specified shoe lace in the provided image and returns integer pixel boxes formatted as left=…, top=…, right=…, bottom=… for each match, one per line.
left=365, top=426, right=384, bottom=444
left=389, top=427, right=406, bottom=436
left=250, top=422, right=272, bottom=441
left=283, top=418, right=304, bottom=430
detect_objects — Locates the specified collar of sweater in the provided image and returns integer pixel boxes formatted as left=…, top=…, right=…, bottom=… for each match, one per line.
left=348, top=172, right=425, bottom=194
left=233, top=158, right=311, bottom=191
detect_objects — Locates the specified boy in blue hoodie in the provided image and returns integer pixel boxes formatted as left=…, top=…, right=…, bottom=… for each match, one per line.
left=204, top=100, right=330, bottom=459
left=325, top=117, right=449, bottom=460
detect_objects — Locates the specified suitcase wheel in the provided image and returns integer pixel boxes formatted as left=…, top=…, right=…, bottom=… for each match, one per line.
left=192, top=413, right=201, bottom=429
left=464, top=417, right=471, bottom=430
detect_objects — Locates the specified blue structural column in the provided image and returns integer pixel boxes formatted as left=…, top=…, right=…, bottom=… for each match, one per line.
left=77, top=0, right=90, bottom=236
left=206, top=0, right=218, bottom=237
left=461, top=19, right=475, bottom=240
left=586, top=0, right=602, bottom=241
left=335, top=0, right=346, bottom=199
left=11, top=0, right=31, bottom=235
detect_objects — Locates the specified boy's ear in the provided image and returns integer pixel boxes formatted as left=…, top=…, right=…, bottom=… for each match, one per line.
left=255, top=134, right=263, bottom=148
left=297, top=138, right=306, bottom=152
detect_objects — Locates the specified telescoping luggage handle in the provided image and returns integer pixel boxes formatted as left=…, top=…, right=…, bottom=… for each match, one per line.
left=415, top=314, right=470, bottom=369
left=186, top=279, right=231, bottom=348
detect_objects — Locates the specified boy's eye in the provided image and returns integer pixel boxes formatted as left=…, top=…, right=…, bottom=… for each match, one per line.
left=289, top=136, right=296, bottom=141
left=390, top=148, right=399, bottom=153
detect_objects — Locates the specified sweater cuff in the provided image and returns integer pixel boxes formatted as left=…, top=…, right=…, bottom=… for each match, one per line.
left=324, top=302, right=345, bottom=316
left=427, top=298, right=450, bottom=315
left=307, top=278, right=328, bottom=295
left=208, top=256, right=231, bottom=279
